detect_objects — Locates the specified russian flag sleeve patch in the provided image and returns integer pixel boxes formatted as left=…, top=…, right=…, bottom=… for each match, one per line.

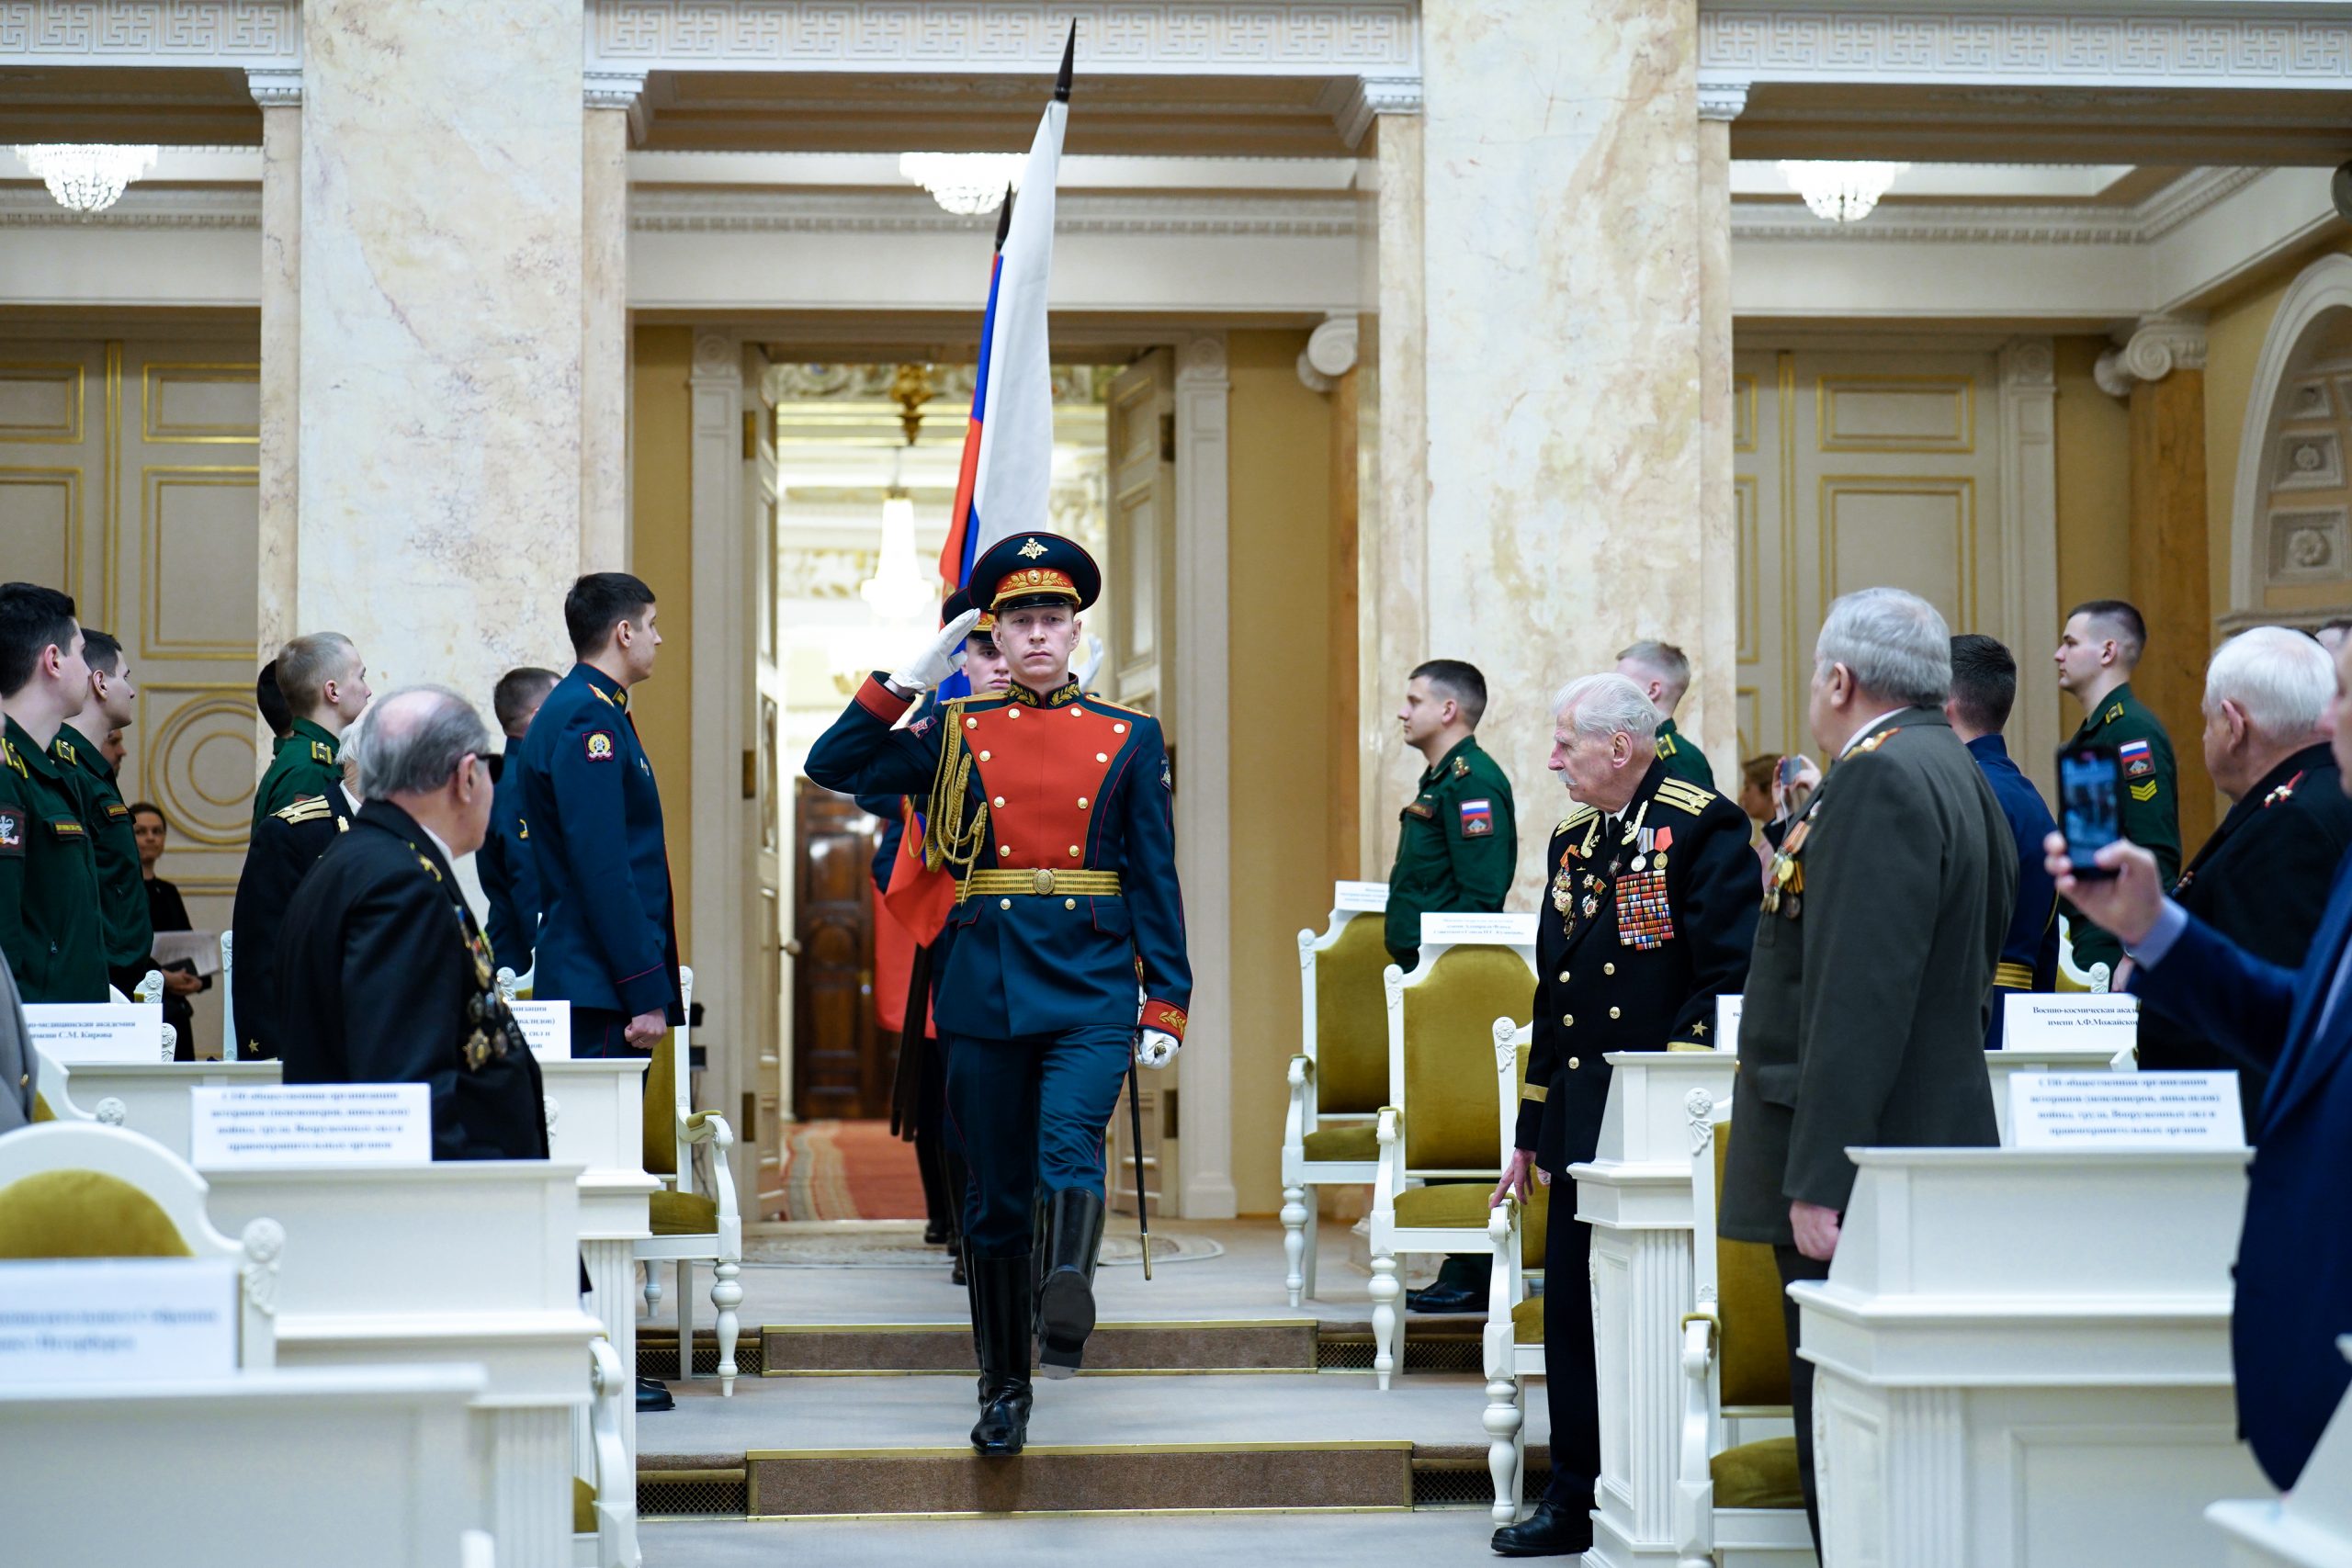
left=1459, top=798, right=1494, bottom=838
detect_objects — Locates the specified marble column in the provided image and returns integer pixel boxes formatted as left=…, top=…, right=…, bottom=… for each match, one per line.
left=296, top=0, right=582, bottom=703
left=581, top=74, right=641, bottom=575
left=1695, top=84, right=1745, bottom=776
left=1419, top=0, right=1703, bottom=903
left=250, top=68, right=300, bottom=678
left=2098, top=317, right=2216, bottom=846
left=1365, top=99, right=1429, bottom=877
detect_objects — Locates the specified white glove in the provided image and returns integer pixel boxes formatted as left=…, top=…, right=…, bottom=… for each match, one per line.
left=888, top=609, right=981, bottom=694
left=1136, top=1029, right=1181, bottom=1069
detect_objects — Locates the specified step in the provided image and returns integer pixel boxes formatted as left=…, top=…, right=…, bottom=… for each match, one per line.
left=640, top=1320, right=1483, bottom=1379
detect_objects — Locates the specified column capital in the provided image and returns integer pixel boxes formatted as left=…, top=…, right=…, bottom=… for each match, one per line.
left=1997, top=336, right=2057, bottom=394
left=1176, top=331, right=1229, bottom=387
left=1336, top=73, right=1423, bottom=149
left=691, top=333, right=739, bottom=383
left=1296, top=314, right=1361, bottom=393
left=2094, top=315, right=2208, bottom=399
left=247, top=67, right=301, bottom=107
left=1696, top=80, right=1749, bottom=122
left=585, top=69, right=650, bottom=143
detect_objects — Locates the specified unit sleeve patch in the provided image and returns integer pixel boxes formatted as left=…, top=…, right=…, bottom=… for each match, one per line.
left=0, top=805, right=22, bottom=856
left=1458, top=798, right=1495, bottom=838
left=584, top=730, right=616, bottom=762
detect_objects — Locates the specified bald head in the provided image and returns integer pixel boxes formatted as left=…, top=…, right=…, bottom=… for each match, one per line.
left=348, top=685, right=496, bottom=855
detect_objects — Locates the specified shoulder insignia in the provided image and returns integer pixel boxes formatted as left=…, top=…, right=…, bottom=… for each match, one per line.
left=335, top=816, right=350, bottom=832
left=2130, top=780, right=2160, bottom=803
left=310, top=740, right=334, bottom=764
left=52, top=738, right=77, bottom=765
left=2263, top=772, right=2304, bottom=809
left=1085, top=694, right=1150, bottom=720
left=1, top=739, right=21, bottom=775
left=1653, top=779, right=1718, bottom=816
left=1557, top=806, right=1599, bottom=834
left=584, top=730, right=616, bottom=762
left=2104, top=702, right=2125, bottom=726
left=1848, top=727, right=1901, bottom=758
left=1655, top=731, right=1678, bottom=756
left=274, top=795, right=334, bottom=824
left=1451, top=755, right=1472, bottom=779
left=414, top=852, right=443, bottom=882
left=516, top=817, right=529, bottom=840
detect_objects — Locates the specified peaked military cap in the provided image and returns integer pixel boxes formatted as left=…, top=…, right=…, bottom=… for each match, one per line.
left=942, top=582, right=997, bottom=636
left=970, top=530, right=1102, bottom=614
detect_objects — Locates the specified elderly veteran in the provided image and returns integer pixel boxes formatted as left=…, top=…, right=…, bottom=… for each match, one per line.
left=1720, top=588, right=2014, bottom=1552
left=1487, top=672, right=1758, bottom=1558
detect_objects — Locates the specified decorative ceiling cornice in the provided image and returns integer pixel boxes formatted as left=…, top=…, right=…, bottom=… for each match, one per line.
left=1701, top=7, right=2352, bottom=88
left=0, top=186, right=259, bottom=229
left=632, top=187, right=1361, bottom=239
left=0, top=0, right=298, bottom=63
left=1733, top=165, right=2267, bottom=246
left=587, top=0, right=1417, bottom=74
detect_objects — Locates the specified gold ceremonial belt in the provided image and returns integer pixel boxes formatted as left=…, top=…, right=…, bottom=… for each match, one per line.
left=958, top=869, right=1124, bottom=902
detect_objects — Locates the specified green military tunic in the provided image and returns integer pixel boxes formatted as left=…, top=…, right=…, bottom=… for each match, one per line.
left=1385, top=735, right=1517, bottom=968
left=54, top=730, right=153, bottom=979
left=2063, top=681, right=2181, bottom=973
left=0, top=717, right=107, bottom=1002
left=1653, top=716, right=1714, bottom=791
left=252, top=716, right=344, bottom=833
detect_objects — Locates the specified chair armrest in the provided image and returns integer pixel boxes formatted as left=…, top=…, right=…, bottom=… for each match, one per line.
left=1481, top=1200, right=1518, bottom=1381
left=585, top=1337, right=643, bottom=1568
left=1284, top=1055, right=1313, bottom=1155
left=1674, top=1314, right=1718, bottom=1555
left=682, top=1113, right=741, bottom=1239
left=1373, top=1106, right=1402, bottom=1214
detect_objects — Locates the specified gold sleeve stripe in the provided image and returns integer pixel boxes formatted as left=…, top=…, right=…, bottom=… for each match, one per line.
left=1521, top=1084, right=1549, bottom=1103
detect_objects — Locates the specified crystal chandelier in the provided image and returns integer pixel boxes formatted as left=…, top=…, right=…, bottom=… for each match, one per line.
left=899, top=152, right=1025, bottom=217
left=1775, top=161, right=1908, bottom=223
left=15, top=144, right=160, bottom=214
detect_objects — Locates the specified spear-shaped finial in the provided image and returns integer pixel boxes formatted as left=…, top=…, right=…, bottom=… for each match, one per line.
left=993, top=186, right=1016, bottom=247
left=1055, top=19, right=1075, bottom=103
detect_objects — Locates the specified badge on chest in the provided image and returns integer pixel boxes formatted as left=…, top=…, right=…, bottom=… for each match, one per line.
left=1763, top=816, right=1811, bottom=919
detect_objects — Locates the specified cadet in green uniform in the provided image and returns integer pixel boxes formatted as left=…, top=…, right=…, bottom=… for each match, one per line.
left=2054, top=600, right=2180, bottom=974
left=53, top=630, right=152, bottom=995
left=1617, top=639, right=1715, bottom=790
left=1385, top=659, right=1517, bottom=972
left=254, top=632, right=372, bottom=831
left=0, top=582, right=107, bottom=1002
left=1385, top=659, right=1517, bottom=1315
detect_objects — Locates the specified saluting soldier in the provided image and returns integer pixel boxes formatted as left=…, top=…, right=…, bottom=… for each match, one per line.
left=1946, top=636, right=2059, bottom=1045
left=2132, top=628, right=2352, bottom=1129
left=805, top=532, right=1191, bottom=1459
left=52, top=631, right=153, bottom=999
left=1385, top=659, right=1516, bottom=972
left=0, top=583, right=107, bottom=1003
left=1385, top=658, right=1517, bottom=1315
left=253, top=632, right=371, bottom=831
left=1617, top=639, right=1715, bottom=790
left=516, top=573, right=683, bottom=1065
left=1488, top=673, right=1758, bottom=1559
left=2055, top=600, right=2179, bottom=974
left=230, top=781, right=353, bottom=1060
left=277, top=687, right=546, bottom=1160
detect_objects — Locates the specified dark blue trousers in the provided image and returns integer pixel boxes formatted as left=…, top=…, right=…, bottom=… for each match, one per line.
left=943, top=1025, right=1130, bottom=1258
left=571, top=1006, right=646, bottom=1060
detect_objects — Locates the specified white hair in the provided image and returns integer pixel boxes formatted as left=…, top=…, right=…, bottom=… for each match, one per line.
left=1814, top=588, right=1951, bottom=708
left=1552, top=672, right=1661, bottom=742
left=2205, top=626, right=2335, bottom=740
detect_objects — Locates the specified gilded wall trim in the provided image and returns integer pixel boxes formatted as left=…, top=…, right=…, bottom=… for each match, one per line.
left=0, top=360, right=83, bottom=443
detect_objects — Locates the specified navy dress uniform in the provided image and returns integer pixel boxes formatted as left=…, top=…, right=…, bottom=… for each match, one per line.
left=805, top=532, right=1191, bottom=1451
left=0, top=718, right=107, bottom=1003
left=2134, top=742, right=2352, bottom=1130
left=515, top=664, right=684, bottom=1055
left=277, top=799, right=548, bottom=1160
left=251, top=717, right=344, bottom=833
left=52, top=731, right=153, bottom=996
left=478, top=748, right=541, bottom=976
left=1514, top=763, right=1757, bottom=1533
left=2064, top=683, right=2180, bottom=972
left=230, top=790, right=352, bottom=1059
left=1965, top=732, right=2059, bottom=1046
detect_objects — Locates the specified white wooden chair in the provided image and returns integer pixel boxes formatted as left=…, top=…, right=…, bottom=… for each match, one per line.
left=28, top=1043, right=127, bottom=1127
left=1282, top=900, right=1395, bottom=1305
left=0, top=1121, right=280, bottom=1367
left=635, top=967, right=744, bottom=1394
left=2056, top=914, right=2112, bottom=993
left=1367, top=936, right=1537, bottom=1389
left=1478, top=1018, right=1551, bottom=1522
left=99, top=970, right=175, bottom=1059
left=496, top=962, right=536, bottom=1003
left=576, top=1337, right=643, bottom=1568
left=1674, top=1115, right=1816, bottom=1567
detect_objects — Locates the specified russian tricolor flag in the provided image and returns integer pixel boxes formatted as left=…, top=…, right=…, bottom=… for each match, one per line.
left=937, top=27, right=1071, bottom=594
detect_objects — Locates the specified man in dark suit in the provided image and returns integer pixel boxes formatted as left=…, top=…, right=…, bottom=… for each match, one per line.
left=1945, top=635, right=2059, bottom=1044
left=1721, top=587, right=2015, bottom=1549
left=1487, top=672, right=1757, bottom=1558
left=2049, top=624, right=2352, bottom=1489
left=480, top=665, right=558, bottom=977
left=231, top=785, right=352, bottom=1059
left=515, top=574, right=683, bottom=1060
left=277, top=686, right=545, bottom=1161
left=2131, top=626, right=2352, bottom=1131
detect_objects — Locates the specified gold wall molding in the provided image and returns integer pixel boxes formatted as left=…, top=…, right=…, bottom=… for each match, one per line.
left=141, top=361, right=262, bottom=444
left=138, top=682, right=260, bottom=851
left=0, top=361, right=85, bottom=443
left=0, top=466, right=83, bottom=592
left=1732, top=373, right=1758, bottom=455
left=1816, top=373, right=1976, bottom=455
left=1817, top=473, right=1980, bottom=632
left=140, top=465, right=261, bottom=660
left=1735, top=474, right=1760, bottom=664
left=102, top=343, right=121, bottom=629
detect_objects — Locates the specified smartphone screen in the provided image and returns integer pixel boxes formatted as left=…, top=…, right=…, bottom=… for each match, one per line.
left=2058, top=743, right=2122, bottom=878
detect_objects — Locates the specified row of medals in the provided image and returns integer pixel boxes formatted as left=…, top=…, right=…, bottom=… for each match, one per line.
left=464, top=924, right=514, bottom=1070
left=1551, top=809, right=1662, bottom=938
left=1763, top=817, right=1811, bottom=919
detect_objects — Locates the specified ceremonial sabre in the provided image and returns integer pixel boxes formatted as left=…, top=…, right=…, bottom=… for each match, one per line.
left=1127, top=1045, right=1152, bottom=1280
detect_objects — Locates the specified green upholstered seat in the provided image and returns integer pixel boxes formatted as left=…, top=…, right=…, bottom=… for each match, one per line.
left=1399, top=947, right=1534, bottom=1172
left=1713, top=1125, right=1792, bottom=1406
left=1301, top=1123, right=1378, bottom=1162
left=0, top=1169, right=192, bottom=1258
left=643, top=1033, right=678, bottom=1177
left=650, top=1188, right=718, bottom=1236
left=1510, top=1293, right=1544, bottom=1345
left=30, top=1092, right=53, bottom=1123
left=1393, top=1182, right=1493, bottom=1229
left=1315, top=914, right=1394, bottom=1116
left=573, top=1477, right=596, bottom=1535
left=1710, top=1437, right=1804, bottom=1510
